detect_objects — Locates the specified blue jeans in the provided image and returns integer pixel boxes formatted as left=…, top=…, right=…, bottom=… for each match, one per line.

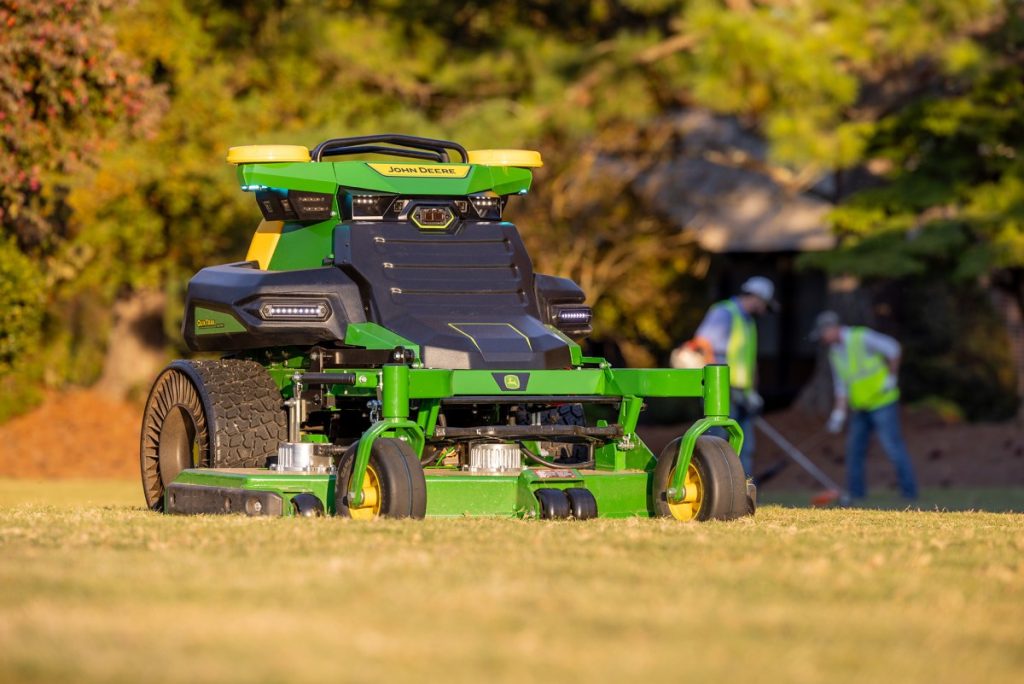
left=846, top=402, right=918, bottom=499
left=710, top=402, right=754, bottom=478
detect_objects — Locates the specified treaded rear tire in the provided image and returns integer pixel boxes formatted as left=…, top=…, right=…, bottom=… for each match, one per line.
left=652, top=435, right=750, bottom=521
left=541, top=403, right=589, bottom=462
left=140, top=359, right=287, bottom=511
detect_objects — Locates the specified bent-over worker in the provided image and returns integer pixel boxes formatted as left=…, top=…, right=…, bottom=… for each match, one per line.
left=811, top=311, right=918, bottom=500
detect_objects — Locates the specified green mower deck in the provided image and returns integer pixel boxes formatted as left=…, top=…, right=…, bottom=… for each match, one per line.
left=163, top=363, right=743, bottom=519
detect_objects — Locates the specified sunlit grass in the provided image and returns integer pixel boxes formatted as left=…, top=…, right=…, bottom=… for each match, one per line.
left=1, top=480, right=1022, bottom=683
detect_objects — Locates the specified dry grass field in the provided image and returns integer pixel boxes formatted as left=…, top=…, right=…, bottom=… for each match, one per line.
left=0, top=480, right=1022, bottom=684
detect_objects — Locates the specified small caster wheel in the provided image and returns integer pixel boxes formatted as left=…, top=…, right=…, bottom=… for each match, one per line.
left=535, top=488, right=570, bottom=519
left=292, top=492, right=325, bottom=517
left=565, top=488, right=598, bottom=520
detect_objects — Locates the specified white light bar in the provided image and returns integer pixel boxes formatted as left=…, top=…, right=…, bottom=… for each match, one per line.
left=555, top=306, right=592, bottom=327
left=258, top=300, right=331, bottom=322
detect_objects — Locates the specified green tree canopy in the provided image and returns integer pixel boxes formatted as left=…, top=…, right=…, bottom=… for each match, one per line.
left=1, top=0, right=1022, bottom=416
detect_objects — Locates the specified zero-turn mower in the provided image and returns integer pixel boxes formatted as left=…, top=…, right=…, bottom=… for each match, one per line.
left=140, top=134, right=754, bottom=521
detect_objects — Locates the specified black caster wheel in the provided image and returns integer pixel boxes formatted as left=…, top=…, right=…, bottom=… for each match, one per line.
left=291, top=492, right=325, bottom=517
left=535, top=488, right=571, bottom=519
left=565, top=488, right=598, bottom=520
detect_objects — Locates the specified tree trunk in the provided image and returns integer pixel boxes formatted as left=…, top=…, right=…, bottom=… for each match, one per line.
left=94, top=290, right=168, bottom=399
left=994, top=272, right=1024, bottom=421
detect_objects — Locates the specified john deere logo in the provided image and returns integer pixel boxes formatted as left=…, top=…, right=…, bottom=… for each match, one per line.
left=368, top=163, right=471, bottom=179
left=492, top=372, right=529, bottom=392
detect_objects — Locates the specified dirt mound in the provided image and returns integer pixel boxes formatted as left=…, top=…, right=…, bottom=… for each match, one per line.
left=0, top=390, right=141, bottom=479
left=639, top=405, right=1024, bottom=493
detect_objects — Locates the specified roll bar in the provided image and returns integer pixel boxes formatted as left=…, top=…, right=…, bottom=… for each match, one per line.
left=311, top=134, right=469, bottom=163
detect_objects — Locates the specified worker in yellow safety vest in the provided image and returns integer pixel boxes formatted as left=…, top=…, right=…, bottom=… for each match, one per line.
left=688, top=276, right=779, bottom=477
left=811, top=311, right=918, bottom=500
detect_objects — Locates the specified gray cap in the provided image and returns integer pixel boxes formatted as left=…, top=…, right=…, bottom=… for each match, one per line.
left=809, top=310, right=841, bottom=341
left=739, top=276, right=779, bottom=312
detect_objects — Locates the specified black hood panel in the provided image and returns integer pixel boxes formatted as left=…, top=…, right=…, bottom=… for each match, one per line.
left=334, top=220, right=573, bottom=370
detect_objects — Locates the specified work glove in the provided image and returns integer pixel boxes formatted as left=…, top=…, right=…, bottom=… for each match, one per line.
left=826, top=408, right=847, bottom=434
left=882, top=375, right=898, bottom=393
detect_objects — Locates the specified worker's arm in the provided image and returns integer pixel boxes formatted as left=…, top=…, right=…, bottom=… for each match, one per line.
left=691, top=305, right=731, bottom=365
left=826, top=350, right=847, bottom=433
left=863, top=329, right=901, bottom=389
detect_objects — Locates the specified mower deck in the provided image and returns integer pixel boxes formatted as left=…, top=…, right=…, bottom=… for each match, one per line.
left=168, top=467, right=652, bottom=518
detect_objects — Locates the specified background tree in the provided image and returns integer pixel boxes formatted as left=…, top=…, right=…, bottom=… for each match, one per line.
left=801, top=4, right=1024, bottom=417
left=1, top=0, right=1021, bottom=420
left=0, top=0, right=163, bottom=416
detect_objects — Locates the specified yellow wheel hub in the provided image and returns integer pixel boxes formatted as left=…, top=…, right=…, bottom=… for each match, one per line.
left=348, top=465, right=382, bottom=520
left=667, top=462, right=704, bottom=521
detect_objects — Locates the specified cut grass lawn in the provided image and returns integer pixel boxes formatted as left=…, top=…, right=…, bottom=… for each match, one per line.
left=0, top=479, right=1022, bottom=684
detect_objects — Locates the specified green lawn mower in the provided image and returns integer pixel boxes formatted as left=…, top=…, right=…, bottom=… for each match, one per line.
left=140, top=134, right=753, bottom=522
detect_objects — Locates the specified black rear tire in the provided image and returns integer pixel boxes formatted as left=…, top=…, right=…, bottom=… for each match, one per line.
left=140, top=360, right=287, bottom=511
left=652, top=435, right=749, bottom=521
left=334, top=438, right=427, bottom=519
left=541, top=404, right=590, bottom=463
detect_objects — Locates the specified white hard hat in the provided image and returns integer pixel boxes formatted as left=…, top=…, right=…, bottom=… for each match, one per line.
left=740, top=276, right=779, bottom=311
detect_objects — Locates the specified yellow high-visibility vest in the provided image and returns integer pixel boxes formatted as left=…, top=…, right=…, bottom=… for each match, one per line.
left=716, top=299, right=757, bottom=391
left=831, top=327, right=899, bottom=411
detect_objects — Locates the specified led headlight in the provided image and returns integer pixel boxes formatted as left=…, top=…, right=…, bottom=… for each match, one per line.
left=468, top=194, right=503, bottom=220
left=254, top=189, right=334, bottom=221
left=554, top=306, right=593, bottom=328
left=258, top=300, right=331, bottom=322
left=350, top=194, right=398, bottom=220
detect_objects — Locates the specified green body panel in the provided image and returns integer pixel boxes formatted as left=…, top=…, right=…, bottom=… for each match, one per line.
left=425, top=474, right=520, bottom=517
left=237, top=161, right=532, bottom=197
left=193, top=306, right=245, bottom=335
left=343, top=322, right=420, bottom=358
left=238, top=160, right=533, bottom=272
left=237, top=162, right=339, bottom=194
left=266, top=220, right=337, bottom=270
left=404, top=367, right=706, bottom=398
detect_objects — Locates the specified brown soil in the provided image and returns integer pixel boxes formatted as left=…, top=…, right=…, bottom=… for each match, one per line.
left=0, top=390, right=142, bottom=480
left=639, top=406, right=1024, bottom=493
left=1, top=390, right=1022, bottom=494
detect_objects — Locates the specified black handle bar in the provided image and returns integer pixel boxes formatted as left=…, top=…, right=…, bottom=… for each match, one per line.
left=315, top=144, right=445, bottom=163
left=311, top=134, right=468, bottom=163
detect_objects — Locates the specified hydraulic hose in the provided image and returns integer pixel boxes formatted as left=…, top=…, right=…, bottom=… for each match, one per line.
left=518, top=443, right=595, bottom=470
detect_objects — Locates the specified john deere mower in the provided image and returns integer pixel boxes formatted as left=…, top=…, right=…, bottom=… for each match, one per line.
left=140, top=134, right=753, bottom=521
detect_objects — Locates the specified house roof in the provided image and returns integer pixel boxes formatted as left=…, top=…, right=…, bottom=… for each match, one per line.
left=640, top=112, right=837, bottom=253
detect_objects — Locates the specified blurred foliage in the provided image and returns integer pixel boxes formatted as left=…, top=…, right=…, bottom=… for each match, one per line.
left=804, top=32, right=1024, bottom=288
left=886, top=279, right=1019, bottom=420
left=0, top=239, right=45, bottom=419
left=0, top=0, right=164, bottom=247
left=1, top=0, right=1022, bottom=416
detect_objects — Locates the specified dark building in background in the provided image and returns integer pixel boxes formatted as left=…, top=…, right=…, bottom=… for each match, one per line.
left=641, top=111, right=836, bottom=407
